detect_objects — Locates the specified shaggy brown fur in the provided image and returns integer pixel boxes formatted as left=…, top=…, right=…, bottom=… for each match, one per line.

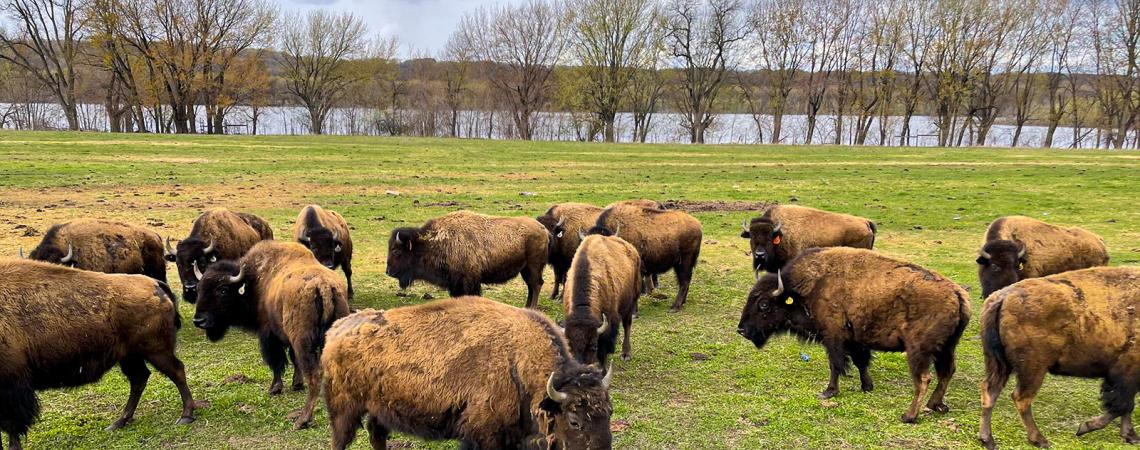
left=27, top=219, right=167, bottom=282
left=0, top=260, right=194, bottom=450
left=387, top=211, right=550, bottom=308
left=977, top=216, right=1109, bottom=298
left=293, top=205, right=354, bottom=298
left=322, top=298, right=613, bottom=450
left=737, top=247, right=971, bottom=424
left=590, top=203, right=701, bottom=311
left=192, top=241, right=349, bottom=429
left=170, top=208, right=274, bottom=303
left=741, top=204, right=876, bottom=274
left=978, top=267, right=1140, bottom=449
left=563, top=235, right=642, bottom=365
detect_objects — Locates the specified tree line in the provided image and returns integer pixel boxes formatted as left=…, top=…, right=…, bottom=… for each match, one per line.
left=0, top=0, right=1137, bottom=148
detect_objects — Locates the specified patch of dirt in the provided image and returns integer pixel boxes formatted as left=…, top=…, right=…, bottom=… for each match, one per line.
left=610, top=419, right=632, bottom=433
left=662, top=199, right=772, bottom=212
left=223, top=373, right=251, bottom=385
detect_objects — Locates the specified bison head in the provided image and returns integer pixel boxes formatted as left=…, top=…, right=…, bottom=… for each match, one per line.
left=386, top=228, right=425, bottom=289
left=171, top=237, right=219, bottom=303
left=28, top=241, right=78, bottom=268
left=737, top=271, right=808, bottom=349
left=536, top=214, right=566, bottom=239
left=741, top=218, right=786, bottom=274
left=192, top=260, right=252, bottom=342
left=299, top=226, right=343, bottom=270
left=977, top=240, right=1027, bottom=298
left=564, top=313, right=611, bottom=365
left=540, top=363, right=614, bottom=450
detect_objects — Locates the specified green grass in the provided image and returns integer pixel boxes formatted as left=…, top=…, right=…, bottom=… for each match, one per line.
left=1, top=131, right=1138, bottom=449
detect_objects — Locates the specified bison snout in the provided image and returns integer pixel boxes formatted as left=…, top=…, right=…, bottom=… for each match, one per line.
left=192, top=313, right=213, bottom=329
left=736, top=327, right=746, bottom=337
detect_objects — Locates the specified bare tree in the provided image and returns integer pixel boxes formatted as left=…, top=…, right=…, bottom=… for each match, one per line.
left=748, top=0, right=806, bottom=144
left=800, top=0, right=850, bottom=144
left=852, top=0, right=903, bottom=145
left=442, top=20, right=476, bottom=138
left=278, top=11, right=368, bottom=135
left=1088, top=0, right=1139, bottom=149
left=628, top=20, right=669, bottom=143
left=1041, top=0, right=1079, bottom=148
left=0, top=0, right=87, bottom=130
left=898, top=0, right=935, bottom=145
left=924, top=0, right=991, bottom=147
left=197, top=0, right=276, bottom=134
left=665, top=0, right=749, bottom=144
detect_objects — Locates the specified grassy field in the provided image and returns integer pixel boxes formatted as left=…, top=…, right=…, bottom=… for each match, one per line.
left=1, top=131, right=1138, bottom=450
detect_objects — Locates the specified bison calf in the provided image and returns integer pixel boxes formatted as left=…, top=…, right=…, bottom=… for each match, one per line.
left=0, top=260, right=195, bottom=450
left=192, top=241, right=349, bottom=429
left=322, top=298, right=613, bottom=450
left=741, top=204, right=876, bottom=275
left=978, top=267, right=1140, bottom=449
left=977, top=215, right=1109, bottom=298
left=563, top=233, right=642, bottom=364
left=294, top=205, right=354, bottom=298
left=169, top=208, right=274, bottom=303
left=27, top=218, right=167, bottom=282
left=737, top=247, right=971, bottom=423
left=387, top=211, right=549, bottom=308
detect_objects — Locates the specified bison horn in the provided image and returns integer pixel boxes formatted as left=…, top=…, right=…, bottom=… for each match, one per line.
left=614, top=225, right=621, bottom=236
left=742, top=218, right=750, bottom=233
left=1017, top=245, right=1027, bottom=260
left=299, top=233, right=311, bottom=243
left=754, top=264, right=763, bottom=281
left=772, top=221, right=783, bottom=235
left=193, top=262, right=204, bottom=281
left=203, top=240, right=216, bottom=254
left=546, top=372, right=569, bottom=403
left=60, top=243, right=75, bottom=264
left=978, top=248, right=992, bottom=260
left=555, top=217, right=565, bottom=227
left=601, top=362, right=613, bottom=389
left=332, top=231, right=339, bottom=241
left=596, top=314, right=610, bottom=335
left=19, top=247, right=25, bottom=259
left=165, top=236, right=176, bottom=256
left=771, top=269, right=785, bottom=297
left=394, top=232, right=403, bottom=245
left=578, top=230, right=587, bottom=241
left=227, top=266, right=244, bottom=284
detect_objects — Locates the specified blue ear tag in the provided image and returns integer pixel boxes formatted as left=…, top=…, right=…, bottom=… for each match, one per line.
left=800, top=352, right=811, bottom=362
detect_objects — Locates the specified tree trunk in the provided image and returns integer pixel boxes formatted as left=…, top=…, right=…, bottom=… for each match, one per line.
left=771, top=111, right=784, bottom=144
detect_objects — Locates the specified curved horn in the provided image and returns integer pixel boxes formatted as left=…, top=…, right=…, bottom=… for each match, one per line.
left=193, top=263, right=204, bottom=281
left=165, top=236, right=176, bottom=256
left=60, top=243, right=75, bottom=264
left=614, top=225, right=621, bottom=236
left=601, top=363, right=613, bottom=389
left=1017, top=245, right=1027, bottom=260
left=546, top=372, right=569, bottom=402
left=742, top=218, right=750, bottom=232
left=596, top=314, right=610, bottom=335
left=771, top=269, right=785, bottom=297
left=555, top=216, right=565, bottom=227
left=772, top=221, right=783, bottom=235
left=299, top=232, right=311, bottom=243
left=978, top=248, right=992, bottom=260
left=227, top=266, right=244, bottom=284
left=19, top=247, right=25, bottom=259
left=754, top=264, right=763, bottom=281
left=203, top=239, right=216, bottom=254
left=578, top=229, right=587, bottom=241
left=394, top=232, right=403, bottom=245
left=332, top=231, right=339, bottom=241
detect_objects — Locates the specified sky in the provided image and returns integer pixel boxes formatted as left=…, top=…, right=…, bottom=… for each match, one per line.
left=281, top=0, right=523, bottom=57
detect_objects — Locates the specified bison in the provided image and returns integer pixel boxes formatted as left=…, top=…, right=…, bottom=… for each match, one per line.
left=740, top=204, right=876, bottom=276
left=563, top=233, right=642, bottom=365
left=192, top=240, right=349, bottom=429
left=737, top=247, right=971, bottom=423
left=976, top=215, right=1109, bottom=298
left=26, top=218, right=167, bottom=282
left=978, top=267, right=1140, bottom=449
left=167, top=208, right=274, bottom=303
left=294, top=205, right=354, bottom=298
left=387, top=211, right=550, bottom=308
left=322, top=297, right=614, bottom=450
left=0, top=259, right=195, bottom=450
left=589, top=202, right=701, bottom=311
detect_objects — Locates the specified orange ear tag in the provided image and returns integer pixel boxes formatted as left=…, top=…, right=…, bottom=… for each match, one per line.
left=772, top=236, right=782, bottom=245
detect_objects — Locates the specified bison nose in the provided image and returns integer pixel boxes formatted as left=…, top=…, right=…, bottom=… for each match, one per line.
left=324, top=263, right=336, bottom=270
left=736, top=327, right=746, bottom=337
left=192, top=314, right=210, bottom=329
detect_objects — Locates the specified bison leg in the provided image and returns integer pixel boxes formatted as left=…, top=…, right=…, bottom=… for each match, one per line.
left=448, top=278, right=482, bottom=298
left=848, top=345, right=874, bottom=393
left=521, top=262, right=544, bottom=309
left=901, top=351, right=933, bottom=424
left=343, top=260, right=354, bottom=301
left=978, top=348, right=1012, bottom=450
left=259, top=334, right=287, bottom=395
left=287, top=347, right=305, bottom=392
left=671, top=263, right=695, bottom=311
left=926, top=346, right=957, bottom=413
left=365, top=415, right=390, bottom=450
left=0, top=382, right=37, bottom=450
left=7, top=433, right=21, bottom=450
left=819, top=342, right=847, bottom=399
left=286, top=338, right=321, bottom=429
left=1012, top=370, right=1049, bottom=448
left=621, top=313, right=634, bottom=362
left=1122, top=413, right=1140, bottom=444
left=328, top=403, right=362, bottom=450
left=652, top=273, right=660, bottom=290
left=108, top=356, right=150, bottom=431
left=145, top=352, right=196, bottom=425
left=550, top=269, right=565, bottom=300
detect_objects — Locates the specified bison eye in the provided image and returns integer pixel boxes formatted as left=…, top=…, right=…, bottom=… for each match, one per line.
left=759, top=302, right=769, bottom=311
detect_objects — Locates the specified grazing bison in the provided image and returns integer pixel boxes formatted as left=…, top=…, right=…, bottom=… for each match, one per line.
left=563, top=233, right=642, bottom=365
left=740, top=204, right=876, bottom=276
left=537, top=200, right=661, bottom=300
left=26, top=218, right=168, bottom=282
left=386, top=211, right=550, bottom=308
left=976, top=216, right=1109, bottom=298
left=322, top=298, right=614, bottom=450
left=192, top=241, right=349, bottom=429
left=294, top=205, right=354, bottom=298
left=0, top=260, right=195, bottom=450
left=737, top=247, right=971, bottom=423
left=168, top=208, right=274, bottom=303
left=978, top=267, right=1140, bottom=449
left=590, top=202, right=701, bottom=311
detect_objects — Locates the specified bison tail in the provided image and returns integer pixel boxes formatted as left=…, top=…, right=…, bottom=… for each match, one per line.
left=981, top=295, right=1010, bottom=384
left=867, top=221, right=878, bottom=249
left=157, top=280, right=181, bottom=329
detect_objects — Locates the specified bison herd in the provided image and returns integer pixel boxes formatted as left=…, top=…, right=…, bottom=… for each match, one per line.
left=0, top=199, right=1131, bottom=449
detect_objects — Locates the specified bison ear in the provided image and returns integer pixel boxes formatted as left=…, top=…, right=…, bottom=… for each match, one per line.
left=539, top=398, right=563, bottom=414
left=976, top=256, right=990, bottom=266
left=740, top=230, right=751, bottom=239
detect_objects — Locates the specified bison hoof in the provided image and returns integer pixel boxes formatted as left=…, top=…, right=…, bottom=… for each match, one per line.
left=105, top=418, right=130, bottom=431
left=1077, top=422, right=1095, bottom=436
left=818, top=388, right=839, bottom=400
left=292, top=382, right=305, bottom=392
left=1028, top=436, right=1051, bottom=448
left=1124, top=433, right=1140, bottom=445
left=622, top=353, right=632, bottom=362
left=861, top=382, right=874, bottom=393
left=900, top=413, right=918, bottom=424
left=287, top=410, right=313, bottom=430
left=176, top=416, right=195, bottom=426
left=978, top=435, right=996, bottom=450
left=928, top=402, right=950, bottom=413
left=268, top=383, right=284, bottom=396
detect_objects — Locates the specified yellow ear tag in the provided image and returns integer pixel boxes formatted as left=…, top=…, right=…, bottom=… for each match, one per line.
left=785, top=298, right=794, bottom=305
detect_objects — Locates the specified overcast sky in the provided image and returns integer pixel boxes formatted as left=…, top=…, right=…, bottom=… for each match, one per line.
left=281, top=0, right=523, bottom=57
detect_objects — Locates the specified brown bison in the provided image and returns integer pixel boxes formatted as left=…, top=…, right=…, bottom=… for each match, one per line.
left=536, top=200, right=661, bottom=300
left=563, top=233, right=642, bottom=365
left=737, top=247, right=971, bottom=423
left=590, top=202, right=701, bottom=311
left=192, top=241, right=349, bottom=429
left=740, top=204, right=876, bottom=276
left=976, top=215, right=1109, bottom=298
left=26, top=218, right=167, bottom=282
left=322, top=298, right=614, bottom=450
left=978, top=267, right=1140, bottom=449
left=294, top=205, right=354, bottom=298
left=0, top=260, right=195, bottom=450
left=386, top=211, right=550, bottom=308
left=168, top=208, right=274, bottom=303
